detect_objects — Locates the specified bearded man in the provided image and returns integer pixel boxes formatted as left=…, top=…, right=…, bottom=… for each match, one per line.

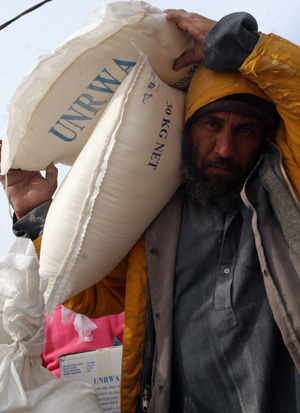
left=1, top=9, right=300, bottom=413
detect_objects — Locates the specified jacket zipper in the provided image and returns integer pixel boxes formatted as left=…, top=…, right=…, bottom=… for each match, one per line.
left=142, top=388, right=149, bottom=412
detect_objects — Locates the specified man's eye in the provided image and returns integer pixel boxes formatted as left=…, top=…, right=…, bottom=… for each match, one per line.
left=241, top=127, right=253, bottom=134
left=206, top=121, right=219, bottom=128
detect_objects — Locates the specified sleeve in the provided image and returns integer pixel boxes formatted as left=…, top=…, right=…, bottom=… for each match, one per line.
left=63, top=254, right=128, bottom=318
left=203, top=12, right=259, bottom=71
left=63, top=235, right=146, bottom=318
left=239, top=33, right=300, bottom=201
left=205, top=13, right=300, bottom=201
left=12, top=200, right=52, bottom=240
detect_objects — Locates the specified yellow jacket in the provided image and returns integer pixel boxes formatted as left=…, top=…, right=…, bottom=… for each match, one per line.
left=37, top=31, right=300, bottom=412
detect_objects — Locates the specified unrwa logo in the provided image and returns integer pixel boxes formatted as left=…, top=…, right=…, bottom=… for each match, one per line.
left=93, top=375, right=120, bottom=384
left=48, top=58, right=136, bottom=142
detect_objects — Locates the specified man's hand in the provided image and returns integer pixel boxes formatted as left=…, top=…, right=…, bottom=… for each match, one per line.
left=165, top=9, right=216, bottom=71
left=0, top=141, right=58, bottom=220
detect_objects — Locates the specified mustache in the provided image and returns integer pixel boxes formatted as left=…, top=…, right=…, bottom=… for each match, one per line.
left=202, top=156, right=241, bottom=172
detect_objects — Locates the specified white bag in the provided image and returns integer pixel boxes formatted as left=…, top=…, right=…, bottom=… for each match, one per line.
left=0, top=239, right=101, bottom=412
left=40, top=55, right=184, bottom=309
left=1, top=0, right=194, bottom=174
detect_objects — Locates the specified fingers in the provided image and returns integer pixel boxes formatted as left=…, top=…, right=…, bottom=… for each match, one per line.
left=45, top=162, right=58, bottom=176
left=164, top=8, right=186, bottom=13
left=173, top=51, right=199, bottom=72
left=164, top=9, right=188, bottom=22
left=0, top=140, right=5, bottom=188
left=0, top=174, right=5, bottom=189
left=165, top=9, right=194, bottom=33
left=45, top=162, right=58, bottom=192
left=166, top=10, right=216, bottom=41
left=165, top=9, right=216, bottom=71
left=0, top=139, right=2, bottom=170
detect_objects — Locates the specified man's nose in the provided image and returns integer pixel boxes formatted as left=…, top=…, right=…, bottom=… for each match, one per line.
left=214, top=131, right=235, bottom=159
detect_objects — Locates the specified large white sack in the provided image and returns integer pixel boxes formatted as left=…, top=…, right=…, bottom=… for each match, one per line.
left=1, top=0, right=195, bottom=174
left=40, top=55, right=184, bottom=310
left=0, top=239, right=101, bottom=412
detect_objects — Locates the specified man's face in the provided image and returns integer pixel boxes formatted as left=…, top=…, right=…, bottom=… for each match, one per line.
left=190, top=111, right=265, bottom=185
left=181, top=111, right=266, bottom=213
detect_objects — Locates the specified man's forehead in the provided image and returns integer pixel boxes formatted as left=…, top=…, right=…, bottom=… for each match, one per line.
left=186, top=94, right=277, bottom=133
left=198, top=111, right=265, bottom=126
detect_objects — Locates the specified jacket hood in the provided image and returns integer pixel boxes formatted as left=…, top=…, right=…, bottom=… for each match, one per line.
left=185, top=62, right=273, bottom=124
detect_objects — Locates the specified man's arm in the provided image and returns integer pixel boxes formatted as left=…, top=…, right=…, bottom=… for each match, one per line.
left=165, top=9, right=216, bottom=70
left=166, top=10, right=300, bottom=201
left=0, top=140, right=57, bottom=239
left=165, top=10, right=259, bottom=71
left=12, top=200, right=52, bottom=240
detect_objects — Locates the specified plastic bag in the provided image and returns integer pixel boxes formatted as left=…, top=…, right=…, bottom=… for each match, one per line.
left=0, top=238, right=101, bottom=412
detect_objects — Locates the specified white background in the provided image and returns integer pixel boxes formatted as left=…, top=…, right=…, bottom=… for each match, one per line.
left=1, top=0, right=300, bottom=255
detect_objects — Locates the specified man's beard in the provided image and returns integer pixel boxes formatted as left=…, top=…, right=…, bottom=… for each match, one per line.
left=180, top=130, right=245, bottom=214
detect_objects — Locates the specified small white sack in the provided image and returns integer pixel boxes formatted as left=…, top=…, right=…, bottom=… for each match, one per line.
left=40, top=55, right=184, bottom=309
left=0, top=238, right=101, bottom=412
left=1, top=0, right=195, bottom=174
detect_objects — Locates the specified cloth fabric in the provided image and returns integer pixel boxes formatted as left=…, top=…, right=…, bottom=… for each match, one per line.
left=187, top=93, right=278, bottom=132
left=204, top=12, right=259, bottom=71
left=13, top=200, right=52, bottom=240
left=184, top=62, right=273, bottom=124
left=171, top=191, right=300, bottom=412
left=41, top=305, right=124, bottom=378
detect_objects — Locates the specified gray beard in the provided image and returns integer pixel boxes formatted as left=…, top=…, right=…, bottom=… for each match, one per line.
left=180, top=131, right=244, bottom=215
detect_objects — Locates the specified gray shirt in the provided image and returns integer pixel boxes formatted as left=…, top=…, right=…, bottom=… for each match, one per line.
left=171, top=179, right=300, bottom=412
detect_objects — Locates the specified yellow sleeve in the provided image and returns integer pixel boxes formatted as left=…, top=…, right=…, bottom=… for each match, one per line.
left=63, top=254, right=128, bottom=318
left=33, top=234, right=43, bottom=258
left=64, top=236, right=146, bottom=318
left=240, top=33, right=300, bottom=201
left=34, top=231, right=127, bottom=317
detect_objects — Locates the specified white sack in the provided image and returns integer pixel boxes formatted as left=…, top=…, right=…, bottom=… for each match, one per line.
left=0, top=238, right=101, bottom=412
left=40, top=55, right=184, bottom=309
left=1, top=0, right=195, bottom=174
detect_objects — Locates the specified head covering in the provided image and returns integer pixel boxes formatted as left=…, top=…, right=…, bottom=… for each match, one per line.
left=185, top=63, right=278, bottom=131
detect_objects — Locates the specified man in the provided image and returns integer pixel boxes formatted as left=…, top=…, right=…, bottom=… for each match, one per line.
left=1, top=9, right=300, bottom=412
